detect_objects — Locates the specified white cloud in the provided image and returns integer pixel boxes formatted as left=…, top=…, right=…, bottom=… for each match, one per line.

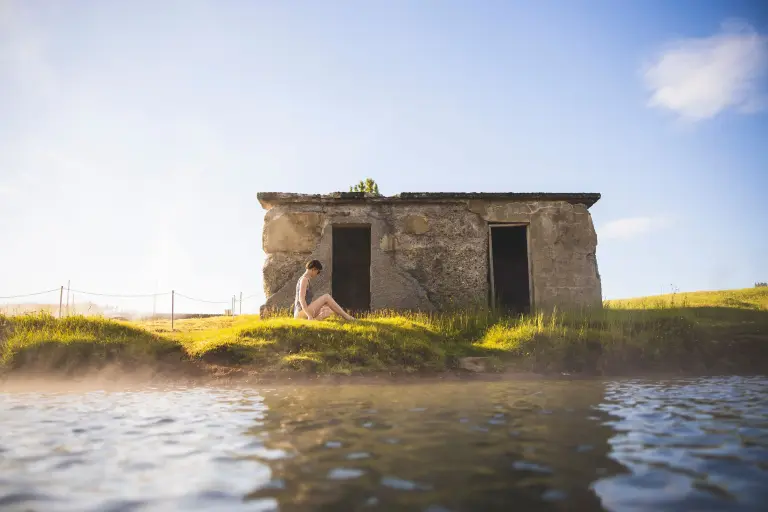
left=643, top=20, right=768, bottom=121
left=599, top=216, right=669, bottom=241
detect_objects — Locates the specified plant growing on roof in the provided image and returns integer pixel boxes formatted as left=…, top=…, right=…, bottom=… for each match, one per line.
left=349, top=178, right=381, bottom=196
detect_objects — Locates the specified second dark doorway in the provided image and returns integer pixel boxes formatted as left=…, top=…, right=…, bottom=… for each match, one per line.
left=490, top=225, right=531, bottom=314
left=331, top=225, right=371, bottom=312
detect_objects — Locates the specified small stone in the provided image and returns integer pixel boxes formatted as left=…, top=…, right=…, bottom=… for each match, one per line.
left=458, top=357, right=488, bottom=372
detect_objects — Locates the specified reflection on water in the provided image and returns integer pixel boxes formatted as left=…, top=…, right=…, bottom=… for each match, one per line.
left=250, top=381, right=620, bottom=511
left=595, top=377, right=768, bottom=511
left=0, top=377, right=766, bottom=511
left=0, top=388, right=274, bottom=511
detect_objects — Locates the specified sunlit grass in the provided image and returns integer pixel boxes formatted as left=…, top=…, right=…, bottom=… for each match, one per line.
left=605, top=287, right=768, bottom=310
left=1, top=287, right=766, bottom=375
left=0, top=313, right=179, bottom=370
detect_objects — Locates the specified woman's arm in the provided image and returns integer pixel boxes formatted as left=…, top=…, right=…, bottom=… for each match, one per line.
left=299, top=277, right=314, bottom=320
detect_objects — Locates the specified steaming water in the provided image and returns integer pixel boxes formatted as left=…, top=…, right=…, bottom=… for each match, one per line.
left=1, top=377, right=767, bottom=511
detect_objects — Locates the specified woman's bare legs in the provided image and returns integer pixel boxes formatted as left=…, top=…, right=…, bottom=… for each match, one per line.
left=314, top=305, right=333, bottom=320
left=296, top=305, right=333, bottom=321
left=307, top=294, right=354, bottom=321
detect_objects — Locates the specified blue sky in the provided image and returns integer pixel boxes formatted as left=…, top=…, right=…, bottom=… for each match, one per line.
left=1, top=0, right=767, bottom=315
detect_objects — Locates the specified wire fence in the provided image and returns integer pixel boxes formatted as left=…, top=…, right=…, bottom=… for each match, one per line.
left=0, top=284, right=263, bottom=326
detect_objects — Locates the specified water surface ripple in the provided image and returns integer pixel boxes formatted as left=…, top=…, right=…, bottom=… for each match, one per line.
left=1, top=376, right=765, bottom=511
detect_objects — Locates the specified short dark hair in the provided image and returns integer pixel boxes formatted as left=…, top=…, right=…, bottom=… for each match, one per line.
left=306, top=260, right=323, bottom=271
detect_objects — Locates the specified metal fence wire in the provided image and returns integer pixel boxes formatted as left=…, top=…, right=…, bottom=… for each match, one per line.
left=0, top=285, right=262, bottom=328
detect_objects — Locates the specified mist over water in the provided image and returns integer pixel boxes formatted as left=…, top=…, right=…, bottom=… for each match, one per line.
left=1, top=377, right=766, bottom=511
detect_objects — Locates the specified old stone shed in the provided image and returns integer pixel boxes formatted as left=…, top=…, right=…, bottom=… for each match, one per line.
left=258, top=192, right=603, bottom=314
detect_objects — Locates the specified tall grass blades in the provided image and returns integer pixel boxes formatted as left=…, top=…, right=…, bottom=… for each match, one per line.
left=1, top=287, right=766, bottom=375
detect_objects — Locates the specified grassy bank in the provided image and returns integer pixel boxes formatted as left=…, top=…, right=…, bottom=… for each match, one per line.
left=1, top=288, right=766, bottom=377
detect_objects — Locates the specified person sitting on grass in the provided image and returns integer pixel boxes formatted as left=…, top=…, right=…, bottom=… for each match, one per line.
left=294, top=260, right=355, bottom=321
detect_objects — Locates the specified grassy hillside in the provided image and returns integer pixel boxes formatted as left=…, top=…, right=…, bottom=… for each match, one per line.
left=1, top=287, right=766, bottom=377
left=605, top=287, right=768, bottom=310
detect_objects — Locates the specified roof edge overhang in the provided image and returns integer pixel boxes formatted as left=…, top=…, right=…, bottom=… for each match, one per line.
left=257, top=192, right=601, bottom=210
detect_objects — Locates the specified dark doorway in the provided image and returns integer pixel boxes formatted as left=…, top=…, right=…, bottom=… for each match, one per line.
left=332, top=225, right=371, bottom=312
left=490, top=225, right=531, bottom=314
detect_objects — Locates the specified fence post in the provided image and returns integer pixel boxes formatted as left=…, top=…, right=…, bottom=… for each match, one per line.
left=171, top=290, right=175, bottom=331
left=59, top=286, right=63, bottom=318
left=240, top=291, right=242, bottom=315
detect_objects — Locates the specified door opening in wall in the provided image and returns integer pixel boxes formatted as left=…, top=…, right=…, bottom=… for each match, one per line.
left=331, top=225, right=371, bottom=312
left=489, top=224, right=531, bottom=314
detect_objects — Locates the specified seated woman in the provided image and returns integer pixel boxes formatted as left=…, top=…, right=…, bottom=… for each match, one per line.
left=294, top=260, right=355, bottom=321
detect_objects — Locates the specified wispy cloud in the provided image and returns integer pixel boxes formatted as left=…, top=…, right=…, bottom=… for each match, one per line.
left=643, top=20, right=768, bottom=121
left=599, top=216, right=669, bottom=241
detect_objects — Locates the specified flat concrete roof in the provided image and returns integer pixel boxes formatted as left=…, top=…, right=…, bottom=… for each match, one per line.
left=257, top=192, right=601, bottom=210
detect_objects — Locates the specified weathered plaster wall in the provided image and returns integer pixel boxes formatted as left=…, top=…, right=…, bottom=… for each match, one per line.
left=260, top=198, right=602, bottom=313
left=477, top=200, right=602, bottom=310
left=261, top=203, right=435, bottom=313
left=389, top=204, right=488, bottom=310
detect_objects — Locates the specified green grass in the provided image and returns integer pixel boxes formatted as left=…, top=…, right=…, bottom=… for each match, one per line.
left=0, top=314, right=181, bottom=372
left=1, top=287, right=766, bottom=376
left=605, top=287, right=768, bottom=310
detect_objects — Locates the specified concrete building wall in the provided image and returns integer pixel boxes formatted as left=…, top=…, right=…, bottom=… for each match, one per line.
left=260, top=194, right=602, bottom=313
